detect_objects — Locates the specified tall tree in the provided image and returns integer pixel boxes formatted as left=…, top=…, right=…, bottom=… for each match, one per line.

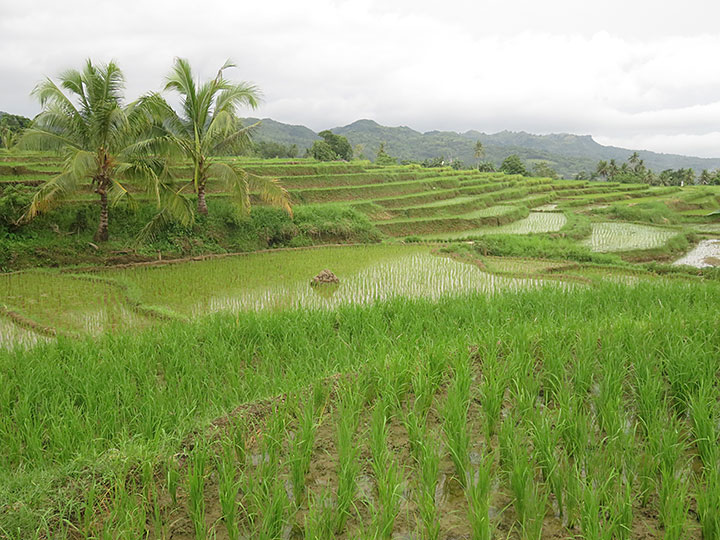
left=596, top=160, right=609, bottom=181
left=144, top=58, right=291, bottom=216
left=500, top=154, right=528, bottom=176
left=473, top=140, right=485, bottom=169
left=20, top=59, right=190, bottom=241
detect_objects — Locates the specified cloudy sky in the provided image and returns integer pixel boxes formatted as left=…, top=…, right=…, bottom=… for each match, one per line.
left=2, top=0, right=720, bottom=157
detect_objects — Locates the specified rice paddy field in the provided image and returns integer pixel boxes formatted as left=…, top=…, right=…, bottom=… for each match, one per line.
left=580, top=223, right=679, bottom=253
left=2, top=152, right=720, bottom=539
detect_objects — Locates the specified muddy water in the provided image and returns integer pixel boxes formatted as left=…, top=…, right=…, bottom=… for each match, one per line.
left=673, top=239, right=720, bottom=268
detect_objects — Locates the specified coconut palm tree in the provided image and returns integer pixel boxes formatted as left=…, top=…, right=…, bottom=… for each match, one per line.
left=20, top=59, right=192, bottom=242
left=474, top=140, right=485, bottom=169
left=142, top=58, right=291, bottom=217
left=596, top=160, right=609, bottom=181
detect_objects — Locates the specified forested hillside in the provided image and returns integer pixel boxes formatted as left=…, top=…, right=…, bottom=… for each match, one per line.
left=243, top=117, right=720, bottom=177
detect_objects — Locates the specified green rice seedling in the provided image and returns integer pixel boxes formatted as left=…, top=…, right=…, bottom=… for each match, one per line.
left=595, top=366, right=624, bottom=438
left=633, top=361, right=665, bottom=439
left=561, top=458, right=581, bottom=530
left=655, top=419, right=685, bottom=480
left=571, top=350, right=596, bottom=401
left=416, top=436, right=441, bottom=540
left=217, top=436, right=241, bottom=540
left=187, top=442, right=209, bottom=540
left=259, top=404, right=290, bottom=484
left=530, top=415, right=563, bottom=516
left=230, top=415, right=248, bottom=466
left=635, top=444, right=658, bottom=508
left=166, top=456, right=180, bottom=506
left=557, top=390, right=591, bottom=462
left=304, top=488, right=334, bottom=540
left=79, top=480, right=97, bottom=540
left=289, top=397, right=318, bottom=506
left=410, top=350, right=445, bottom=420
left=697, top=468, right=720, bottom=540
left=659, top=465, right=690, bottom=540
left=106, top=474, right=147, bottom=540
left=510, top=360, right=541, bottom=426
left=402, top=406, right=426, bottom=464
left=149, top=482, right=167, bottom=540
left=610, top=479, right=633, bottom=540
left=442, top=357, right=472, bottom=488
left=466, top=450, right=494, bottom=540
left=689, top=383, right=718, bottom=469
left=370, top=398, right=403, bottom=539
left=380, top=354, right=413, bottom=412
left=335, top=382, right=362, bottom=534
left=479, top=359, right=505, bottom=440
left=258, top=477, right=291, bottom=540
left=579, top=479, right=613, bottom=540
left=540, top=349, right=566, bottom=407
left=504, top=428, right=546, bottom=540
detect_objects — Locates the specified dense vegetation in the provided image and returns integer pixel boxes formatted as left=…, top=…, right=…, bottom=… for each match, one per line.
left=2, top=280, right=720, bottom=538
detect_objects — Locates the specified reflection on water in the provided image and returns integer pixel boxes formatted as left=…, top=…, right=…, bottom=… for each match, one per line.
left=673, top=239, right=720, bottom=268
left=70, top=306, right=148, bottom=335
left=195, top=253, right=554, bottom=315
left=0, top=319, right=48, bottom=349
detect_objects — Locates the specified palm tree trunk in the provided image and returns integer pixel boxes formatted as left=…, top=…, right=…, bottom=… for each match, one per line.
left=94, top=187, right=109, bottom=242
left=197, top=182, right=208, bottom=215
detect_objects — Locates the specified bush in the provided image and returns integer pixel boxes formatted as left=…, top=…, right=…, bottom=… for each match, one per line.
left=0, top=184, right=34, bottom=230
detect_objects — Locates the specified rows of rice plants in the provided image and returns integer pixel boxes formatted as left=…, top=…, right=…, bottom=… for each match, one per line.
left=0, top=245, right=562, bottom=345
left=0, top=271, right=149, bottom=337
left=3, top=279, right=719, bottom=536
left=581, top=222, right=679, bottom=252
left=425, top=211, right=567, bottom=239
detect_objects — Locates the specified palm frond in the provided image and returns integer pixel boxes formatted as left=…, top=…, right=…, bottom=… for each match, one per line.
left=109, top=179, right=135, bottom=209
left=207, top=161, right=250, bottom=214
left=64, top=148, right=96, bottom=180
left=57, top=68, right=89, bottom=110
left=21, top=171, right=82, bottom=221
left=214, top=83, right=261, bottom=117
left=19, top=126, right=82, bottom=152
left=164, top=58, right=197, bottom=114
left=247, top=172, right=293, bottom=216
left=208, top=120, right=259, bottom=156
left=135, top=186, right=195, bottom=244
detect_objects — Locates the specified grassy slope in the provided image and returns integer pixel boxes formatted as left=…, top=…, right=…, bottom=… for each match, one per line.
left=1, top=152, right=719, bottom=272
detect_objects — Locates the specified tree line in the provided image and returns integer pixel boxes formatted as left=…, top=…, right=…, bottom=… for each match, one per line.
left=594, top=152, right=720, bottom=186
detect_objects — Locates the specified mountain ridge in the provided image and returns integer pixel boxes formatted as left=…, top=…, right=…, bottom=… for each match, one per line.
left=243, top=117, right=720, bottom=178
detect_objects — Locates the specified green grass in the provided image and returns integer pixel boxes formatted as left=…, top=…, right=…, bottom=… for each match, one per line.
left=2, top=279, right=719, bottom=537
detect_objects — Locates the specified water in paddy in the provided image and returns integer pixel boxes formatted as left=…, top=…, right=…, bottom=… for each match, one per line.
left=582, top=222, right=677, bottom=252
left=424, top=212, right=567, bottom=239
left=1, top=246, right=560, bottom=345
left=0, top=319, right=48, bottom=349
left=673, top=239, right=720, bottom=268
left=195, top=253, right=548, bottom=315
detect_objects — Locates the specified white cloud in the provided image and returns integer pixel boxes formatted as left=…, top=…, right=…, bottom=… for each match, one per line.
left=2, top=0, right=720, bottom=157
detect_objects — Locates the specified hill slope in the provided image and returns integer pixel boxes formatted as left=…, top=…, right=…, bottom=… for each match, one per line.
left=243, top=117, right=720, bottom=177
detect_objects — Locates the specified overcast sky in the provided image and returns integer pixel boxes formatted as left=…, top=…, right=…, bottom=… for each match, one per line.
left=2, top=0, right=720, bottom=157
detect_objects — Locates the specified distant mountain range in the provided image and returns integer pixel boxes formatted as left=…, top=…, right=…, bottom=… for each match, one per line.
left=242, top=117, right=720, bottom=178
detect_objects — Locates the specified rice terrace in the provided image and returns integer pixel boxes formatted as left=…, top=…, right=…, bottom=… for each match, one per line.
left=2, top=57, right=720, bottom=540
